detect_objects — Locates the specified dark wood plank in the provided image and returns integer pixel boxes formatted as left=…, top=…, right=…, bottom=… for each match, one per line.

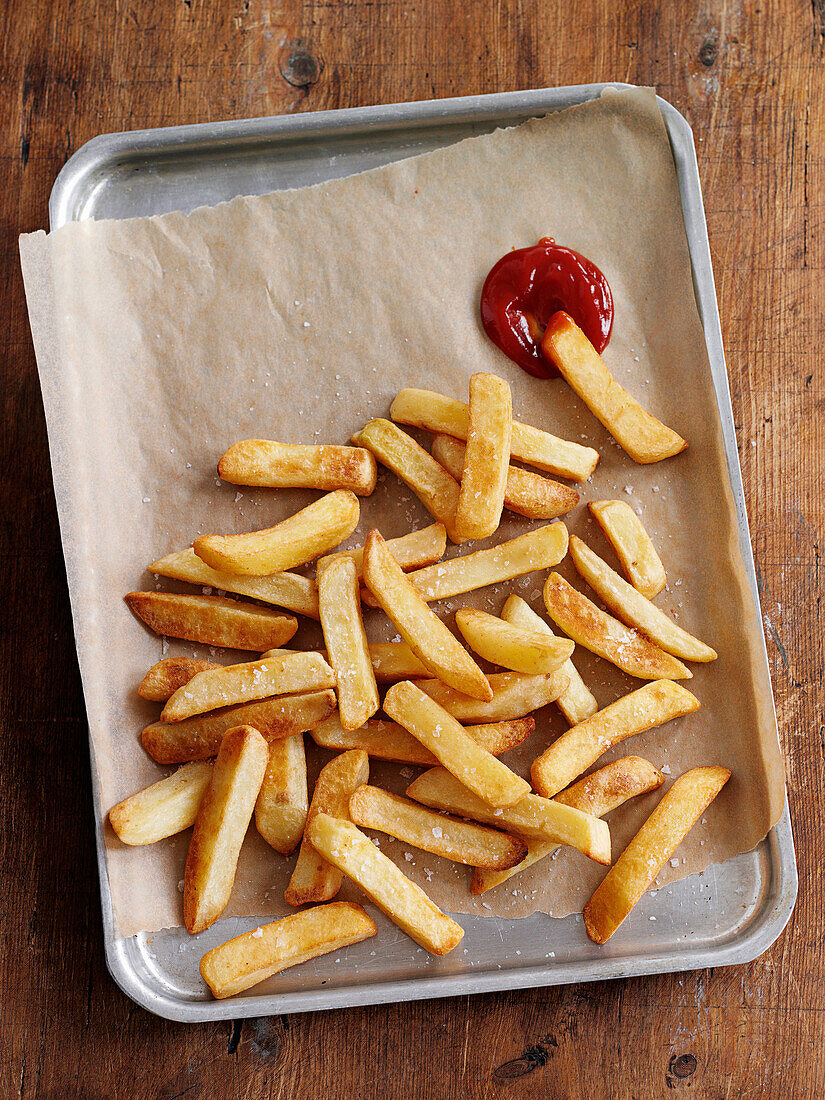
left=2, top=0, right=822, bottom=1097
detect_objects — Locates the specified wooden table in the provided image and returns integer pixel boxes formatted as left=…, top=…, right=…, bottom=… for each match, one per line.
left=3, top=1, right=821, bottom=1095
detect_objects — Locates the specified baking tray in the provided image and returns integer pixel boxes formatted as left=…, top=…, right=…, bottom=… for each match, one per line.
left=48, top=84, right=797, bottom=1022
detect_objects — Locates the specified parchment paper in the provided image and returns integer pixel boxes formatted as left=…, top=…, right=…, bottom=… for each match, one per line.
left=20, top=87, right=785, bottom=938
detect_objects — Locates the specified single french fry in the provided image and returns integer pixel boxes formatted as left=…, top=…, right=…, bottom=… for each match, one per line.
left=584, top=766, right=731, bottom=943
left=150, top=547, right=320, bottom=619
left=472, top=756, right=664, bottom=894
left=383, top=681, right=530, bottom=808
left=362, top=530, right=492, bottom=701
left=367, top=642, right=430, bottom=683
left=530, top=680, right=700, bottom=798
left=199, top=902, right=377, bottom=999
left=542, top=313, right=687, bottom=464
left=417, top=670, right=567, bottom=723
left=317, top=523, right=447, bottom=580
left=285, top=749, right=369, bottom=907
left=432, top=434, right=579, bottom=520
left=543, top=572, right=691, bottom=680
left=406, top=768, right=610, bottom=864
left=108, top=761, right=214, bottom=845
left=218, top=439, right=377, bottom=495
left=160, top=651, right=336, bottom=723
left=501, top=595, right=597, bottom=725
left=193, top=490, right=360, bottom=575
left=455, top=607, right=574, bottom=675
left=142, top=691, right=336, bottom=764
left=255, top=734, right=308, bottom=855
left=125, top=591, right=298, bottom=650
left=454, top=373, right=512, bottom=540
left=390, top=388, right=599, bottom=481
left=351, top=419, right=465, bottom=543
left=569, top=536, right=717, bottom=662
left=310, top=715, right=535, bottom=765
left=138, top=657, right=221, bottom=702
left=588, top=500, right=666, bottom=598
left=307, top=814, right=464, bottom=955
left=349, top=785, right=527, bottom=869
left=318, top=557, right=379, bottom=731
left=183, top=725, right=268, bottom=934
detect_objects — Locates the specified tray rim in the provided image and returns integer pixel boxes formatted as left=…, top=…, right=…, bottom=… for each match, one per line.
left=47, top=83, right=797, bottom=1022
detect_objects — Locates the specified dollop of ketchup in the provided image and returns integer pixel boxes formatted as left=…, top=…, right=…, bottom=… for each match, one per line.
left=480, top=238, right=613, bottom=378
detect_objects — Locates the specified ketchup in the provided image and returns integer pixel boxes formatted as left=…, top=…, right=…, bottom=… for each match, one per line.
left=480, top=238, right=613, bottom=378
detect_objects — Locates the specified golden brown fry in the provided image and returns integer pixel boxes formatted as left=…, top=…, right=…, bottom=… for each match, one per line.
left=255, top=734, right=308, bottom=856
left=367, top=642, right=430, bottom=683
left=349, top=785, right=527, bottom=869
left=362, top=530, right=492, bottom=701
left=194, top=490, right=360, bottom=575
left=317, top=523, right=447, bottom=580
left=455, top=607, right=574, bottom=675
left=307, top=813, right=464, bottom=955
left=383, top=681, right=531, bottom=808
left=454, top=373, right=512, bottom=540
left=138, top=657, right=221, bottom=702
left=142, top=691, right=336, bottom=764
left=530, top=680, right=699, bottom=798
left=543, top=572, right=691, bottom=680
left=160, top=651, right=336, bottom=723
left=417, top=670, right=567, bottom=723
left=501, top=595, right=597, bottom=725
left=218, top=439, right=377, bottom=495
left=584, top=766, right=731, bottom=943
left=285, top=749, right=369, bottom=907
left=318, top=557, right=379, bottom=731
left=542, top=313, right=687, bottom=464
left=199, top=902, right=377, bottom=999
left=390, top=388, right=599, bottom=481
left=588, top=500, right=666, bottom=598
left=183, top=725, right=268, bottom=934
left=125, top=591, right=298, bottom=650
left=108, top=761, right=214, bottom=845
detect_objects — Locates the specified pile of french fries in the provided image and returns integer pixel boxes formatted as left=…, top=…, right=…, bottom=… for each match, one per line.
left=112, top=315, right=729, bottom=999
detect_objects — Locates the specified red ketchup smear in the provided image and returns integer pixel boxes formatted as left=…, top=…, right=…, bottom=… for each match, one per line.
left=480, top=238, right=613, bottom=378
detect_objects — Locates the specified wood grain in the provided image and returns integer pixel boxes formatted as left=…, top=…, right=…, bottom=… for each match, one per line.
left=2, top=0, right=823, bottom=1096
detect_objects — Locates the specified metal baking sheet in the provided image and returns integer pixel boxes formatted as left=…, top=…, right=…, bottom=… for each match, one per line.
left=48, top=84, right=797, bottom=1022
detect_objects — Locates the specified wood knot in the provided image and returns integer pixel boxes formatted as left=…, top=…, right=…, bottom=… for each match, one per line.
left=668, top=1052, right=698, bottom=1081
left=279, top=39, right=324, bottom=88
left=698, top=38, right=717, bottom=67
left=493, top=1045, right=550, bottom=1080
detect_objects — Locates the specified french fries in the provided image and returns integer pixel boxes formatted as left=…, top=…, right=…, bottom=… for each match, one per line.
left=318, top=557, right=379, bottom=731
left=569, top=535, right=717, bottom=662
left=367, top=642, right=430, bottom=683
left=543, top=572, right=691, bottom=680
left=310, top=714, right=534, bottom=765
left=383, top=681, right=531, bottom=808
left=351, top=419, right=465, bottom=543
left=390, top=388, right=599, bottom=481
left=455, top=607, right=574, bottom=675
left=432, top=434, right=579, bottom=520
left=160, top=651, right=336, bottom=723
left=583, top=766, right=731, bottom=943
left=284, top=749, right=369, bottom=907
left=406, top=768, right=611, bottom=864
left=542, top=313, right=687, bottom=464
left=218, top=439, right=377, bottom=495
left=183, top=725, right=268, bottom=934
left=349, top=785, right=527, bottom=869
left=199, top=902, right=377, bottom=999
left=501, top=595, right=597, bottom=725
left=142, top=691, right=336, bottom=764
left=472, top=756, right=664, bottom=894
left=193, top=490, right=360, bottom=575
left=125, top=591, right=298, bottom=650
left=454, top=373, right=512, bottom=540
left=108, top=761, right=214, bottom=845
left=417, top=670, right=567, bottom=723
left=138, top=657, right=220, bottom=702
left=307, top=813, right=464, bottom=955
left=530, top=680, right=700, bottom=798
left=255, top=734, right=308, bottom=855
left=362, top=530, right=492, bottom=701
left=588, top=500, right=666, bottom=598
left=150, top=547, right=320, bottom=618
left=317, top=523, right=447, bottom=580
